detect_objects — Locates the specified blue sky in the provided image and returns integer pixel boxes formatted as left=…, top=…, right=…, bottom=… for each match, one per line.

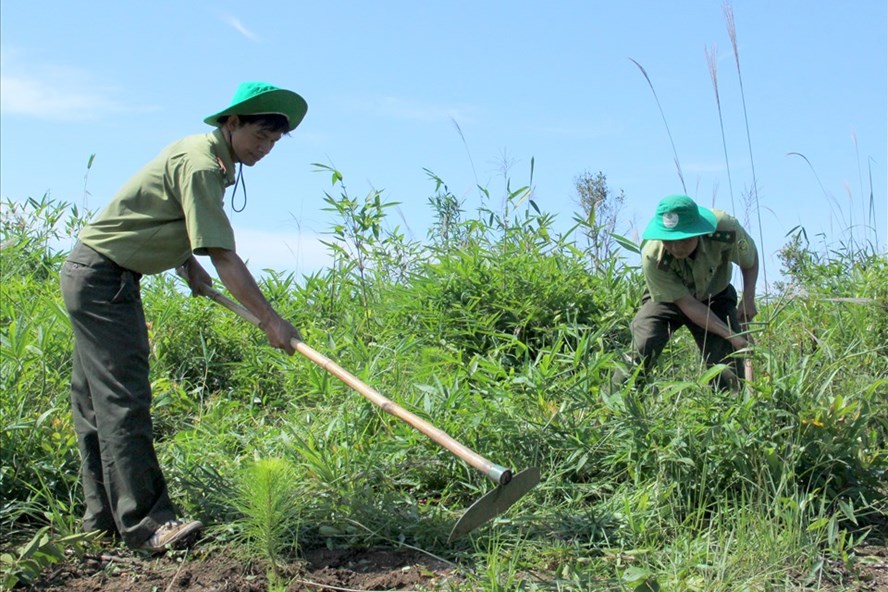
left=2, top=1, right=886, bottom=289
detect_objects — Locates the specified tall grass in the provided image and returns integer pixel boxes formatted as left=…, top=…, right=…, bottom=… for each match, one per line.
left=722, top=1, right=769, bottom=299
left=2, top=174, right=885, bottom=590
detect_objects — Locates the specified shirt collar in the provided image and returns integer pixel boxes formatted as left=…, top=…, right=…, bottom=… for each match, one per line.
left=209, top=128, right=237, bottom=186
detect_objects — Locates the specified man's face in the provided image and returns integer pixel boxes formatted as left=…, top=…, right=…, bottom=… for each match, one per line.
left=662, top=236, right=699, bottom=259
left=225, top=117, right=283, bottom=166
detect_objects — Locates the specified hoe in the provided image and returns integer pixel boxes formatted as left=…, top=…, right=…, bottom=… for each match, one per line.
left=178, top=271, right=540, bottom=542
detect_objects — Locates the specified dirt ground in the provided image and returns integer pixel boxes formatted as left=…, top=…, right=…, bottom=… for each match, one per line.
left=18, top=546, right=462, bottom=591
left=14, top=543, right=888, bottom=591
left=820, top=544, right=888, bottom=591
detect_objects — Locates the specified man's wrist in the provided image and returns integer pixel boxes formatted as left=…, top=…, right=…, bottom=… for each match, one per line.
left=258, top=310, right=278, bottom=331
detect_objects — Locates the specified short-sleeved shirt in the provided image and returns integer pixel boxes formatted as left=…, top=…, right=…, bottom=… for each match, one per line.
left=641, top=210, right=757, bottom=303
left=78, top=129, right=237, bottom=275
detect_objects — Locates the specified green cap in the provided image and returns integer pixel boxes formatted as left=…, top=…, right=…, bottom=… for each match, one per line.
left=204, top=81, right=307, bottom=132
left=642, top=195, right=717, bottom=240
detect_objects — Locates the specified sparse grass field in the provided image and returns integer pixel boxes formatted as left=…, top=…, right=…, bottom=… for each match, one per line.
left=1, top=175, right=885, bottom=591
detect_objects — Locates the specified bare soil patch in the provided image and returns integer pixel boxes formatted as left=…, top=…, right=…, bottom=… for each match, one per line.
left=19, top=545, right=461, bottom=591
left=14, top=542, right=888, bottom=591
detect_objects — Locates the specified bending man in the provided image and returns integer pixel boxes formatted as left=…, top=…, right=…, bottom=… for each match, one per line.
left=629, top=194, right=758, bottom=389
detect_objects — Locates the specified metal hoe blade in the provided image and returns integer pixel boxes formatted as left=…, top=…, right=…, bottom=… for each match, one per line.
left=448, top=466, right=540, bottom=543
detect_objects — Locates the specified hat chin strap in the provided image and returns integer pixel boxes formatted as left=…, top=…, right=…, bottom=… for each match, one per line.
left=231, top=163, right=247, bottom=213
left=225, top=128, right=248, bottom=213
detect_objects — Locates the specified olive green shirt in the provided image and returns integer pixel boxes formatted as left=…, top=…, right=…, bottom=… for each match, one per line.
left=641, top=210, right=757, bottom=303
left=78, top=129, right=237, bottom=275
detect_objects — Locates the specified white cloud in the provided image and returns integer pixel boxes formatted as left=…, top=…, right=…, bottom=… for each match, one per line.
left=530, top=119, right=623, bottom=138
left=232, top=227, right=333, bottom=277
left=682, top=160, right=732, bottom=174
left=345, top=94, right=476, bottom=123
left=0, top=49, right=150, bottom=121
left=381, top=96, right=471, bottom=122
left=222, top=16, right=260, bottom=42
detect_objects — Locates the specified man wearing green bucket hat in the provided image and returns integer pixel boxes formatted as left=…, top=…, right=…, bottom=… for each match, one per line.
left=624, top=195, right=758, bottom=389
left=60, top=82, right=308, bottom=553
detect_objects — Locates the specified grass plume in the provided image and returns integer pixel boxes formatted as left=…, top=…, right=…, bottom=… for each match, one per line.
left=628, top=57, right=687, bottom=193
left=724, top=1, right=769, bottom=298
left=706, top=43, right=738, bottom=217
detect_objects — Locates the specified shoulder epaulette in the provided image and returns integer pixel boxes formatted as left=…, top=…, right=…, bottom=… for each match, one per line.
left=709, top=230, right=736, bottom=243
left=215, top=155, right=228, bottom=176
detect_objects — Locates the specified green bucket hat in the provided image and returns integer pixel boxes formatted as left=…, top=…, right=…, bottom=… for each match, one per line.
left=204, top=81, right=307, bottom=132
left=642, top=195, right=717, bottom=240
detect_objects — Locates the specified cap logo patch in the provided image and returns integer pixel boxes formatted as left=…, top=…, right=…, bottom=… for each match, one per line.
left=662, top=212, right=679, bottom=229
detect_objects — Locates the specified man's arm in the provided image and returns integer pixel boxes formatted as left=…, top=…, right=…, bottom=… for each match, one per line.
left=737, top=252, right=758, bottom=324
left=188, top=248, right=301, bottom=354
left=674, top=295, right=748, bottom=351
left=181, top=255, right=213, bottom=292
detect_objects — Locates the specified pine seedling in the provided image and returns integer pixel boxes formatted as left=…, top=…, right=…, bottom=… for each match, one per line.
left=230, top=458, right=301, bottom=570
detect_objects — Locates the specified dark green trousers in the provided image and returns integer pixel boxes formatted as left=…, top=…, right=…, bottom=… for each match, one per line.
left=60, top=242, right=176, bottom=548
left=630, top=284, right=743, bottom=380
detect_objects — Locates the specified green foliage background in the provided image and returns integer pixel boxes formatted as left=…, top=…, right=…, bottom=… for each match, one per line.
left=1, top=182, right=886, bottom=590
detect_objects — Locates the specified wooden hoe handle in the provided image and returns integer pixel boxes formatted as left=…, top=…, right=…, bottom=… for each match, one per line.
left=176, top=269, right=512, bottom=486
